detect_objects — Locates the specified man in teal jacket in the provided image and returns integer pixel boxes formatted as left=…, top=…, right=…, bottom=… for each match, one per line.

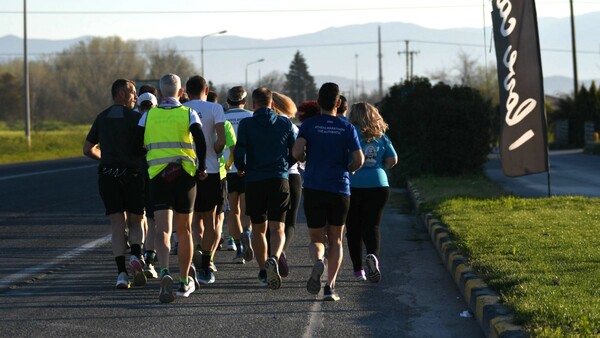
left=234, top=87, right=296, bottom=290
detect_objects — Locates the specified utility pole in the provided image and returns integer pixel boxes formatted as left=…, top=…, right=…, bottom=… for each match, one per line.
left=569, top=0, right=578, bottom=96
left=378, top=26, right=383, bottom=100
left=398, top=40, right=420, bottom=81
left=23, top=0, right=31, bottom=148
left=354, top=54, right=359, bottom=102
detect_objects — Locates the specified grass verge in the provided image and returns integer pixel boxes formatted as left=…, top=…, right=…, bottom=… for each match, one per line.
left=0, top=126, right=88, bottom=164
left=409, top=175, right=600, bottom=337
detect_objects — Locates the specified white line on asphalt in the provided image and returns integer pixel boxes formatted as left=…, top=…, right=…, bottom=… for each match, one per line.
left=303, top=296, right=324, bottom=338
left=0, top=164, right=96, bottom=181
left=0, top=235, right=110, bottom=290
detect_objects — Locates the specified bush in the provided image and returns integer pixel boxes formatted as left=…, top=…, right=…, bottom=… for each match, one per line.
left=379, top=78, right=493, bottom=184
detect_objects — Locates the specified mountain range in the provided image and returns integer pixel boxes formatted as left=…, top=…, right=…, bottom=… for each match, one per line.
left=2, top=12, right=600, bottom=97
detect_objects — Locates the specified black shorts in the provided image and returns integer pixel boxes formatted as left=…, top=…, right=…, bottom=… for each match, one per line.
left=226, top=173, right=245, bottom=194
left=98, top=169, right=145, bottom=215
left=303, top=188, right=350, bottom=228
left=150, top=173, right=196, bottom=214
left=195, top=173, right=227, bottom=213
left=245, top=178, right=290, bottom=224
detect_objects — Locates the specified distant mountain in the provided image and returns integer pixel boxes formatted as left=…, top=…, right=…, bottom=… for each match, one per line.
left=2, top=13, right=600, bottom=96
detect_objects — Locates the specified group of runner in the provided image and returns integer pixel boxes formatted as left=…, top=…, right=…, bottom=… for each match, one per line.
left=83, top=73, right=397, bottom=303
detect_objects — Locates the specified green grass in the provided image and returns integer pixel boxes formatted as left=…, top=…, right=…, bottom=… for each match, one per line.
left=0, top=126, right=89, bottom=164
left=409, top=176, right=600, bottom=337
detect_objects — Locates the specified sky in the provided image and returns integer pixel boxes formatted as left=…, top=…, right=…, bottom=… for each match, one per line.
left=1, top=0, right=600, bottom=40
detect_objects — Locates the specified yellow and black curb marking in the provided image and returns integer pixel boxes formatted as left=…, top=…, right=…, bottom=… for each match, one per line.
left=406, top=182, right=526, bottom=338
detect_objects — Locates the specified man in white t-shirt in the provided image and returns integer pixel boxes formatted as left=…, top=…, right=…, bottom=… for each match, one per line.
left=223, top=86, right=254, bottom=264
left=183, top=75, right=226, bottom=285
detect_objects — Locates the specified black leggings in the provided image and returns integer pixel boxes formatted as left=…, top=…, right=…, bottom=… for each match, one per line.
left=266, top=173, right=302, bottom=255
left=346, top=187, right=390, bottom=272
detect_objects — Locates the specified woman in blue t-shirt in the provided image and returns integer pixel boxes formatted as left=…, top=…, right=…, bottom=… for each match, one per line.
left=347, top=102, right=398, bottom=283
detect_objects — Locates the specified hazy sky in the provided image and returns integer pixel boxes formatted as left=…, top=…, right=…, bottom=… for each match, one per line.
left=1, top=0, right=599, bottom=40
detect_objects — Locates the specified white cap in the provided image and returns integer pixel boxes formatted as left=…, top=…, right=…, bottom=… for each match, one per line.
left=137, top=92, right=158, bottom=107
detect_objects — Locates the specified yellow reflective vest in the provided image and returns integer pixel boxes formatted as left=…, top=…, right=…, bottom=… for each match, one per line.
left=144, top=106, right=197, bottom=179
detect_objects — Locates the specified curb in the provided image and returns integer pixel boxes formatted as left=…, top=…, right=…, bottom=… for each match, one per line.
left=406, top=182, right=527, bottom=338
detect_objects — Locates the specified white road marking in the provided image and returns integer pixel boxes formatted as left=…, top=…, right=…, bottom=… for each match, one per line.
left=0, top=235, right=110, bottom=290
left=303, top=298, right=324, bottom=338
left=0, top=164, right=96, bottom=181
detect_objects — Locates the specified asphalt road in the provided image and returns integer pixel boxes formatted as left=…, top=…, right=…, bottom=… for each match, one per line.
left=485, top=149, right=600, bottom=198
left=0, top=157, right=482, bottom=337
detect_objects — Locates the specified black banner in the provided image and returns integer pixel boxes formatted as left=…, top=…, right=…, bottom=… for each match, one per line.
left=492, top=0, right=549, bottom=177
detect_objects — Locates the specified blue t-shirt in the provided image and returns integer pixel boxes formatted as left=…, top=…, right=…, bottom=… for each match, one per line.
left=350, top=132, right=397, bottom=188
left=298, top=114, right=361, bottom=195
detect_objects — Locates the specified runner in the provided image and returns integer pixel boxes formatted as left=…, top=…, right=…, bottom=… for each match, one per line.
left=292, top=82, right=365, bottom=301
left=138, top=73, right=207, bottom=303
left=346, top=102, right=397, bottom=283
left=183, top=75, right=226, bottom=285
left=83, top=79, right=147, bottom=289
left=234, top=87, right=296, bottom=289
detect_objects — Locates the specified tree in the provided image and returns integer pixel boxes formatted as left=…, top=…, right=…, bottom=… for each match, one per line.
left=378, top=77, right=493, bottom=183
left=429, top=50, right=499, bottom=106
left=47, top=36, right=145, bottom=123
left=284, top=51, right=317, bottom=105
left=0, top=72, right=22, bottom=124
left=258, top=71, right=286, bottom=93
left=142, top=42, right=197, bottom=81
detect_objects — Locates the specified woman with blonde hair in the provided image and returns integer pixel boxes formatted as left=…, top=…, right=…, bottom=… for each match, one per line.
left=346, top=102, right=397, bottom=283
left=270, top=92, right=300, bottom=278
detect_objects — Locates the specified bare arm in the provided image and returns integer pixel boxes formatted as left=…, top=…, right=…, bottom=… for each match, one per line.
left=292, top=137, right=307, bottom=162
left=384, top=156, right=398, bottom=170
left=225, top=145, right=235, bottom=171
left=83, top=140, right=101, bottom=160
left=348, top=149, right=365, bottom=175
left=214, top=122, right=226, bottom=155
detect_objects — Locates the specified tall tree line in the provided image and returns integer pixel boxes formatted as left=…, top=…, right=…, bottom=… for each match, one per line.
left=0, top=36, right=196, bottom=127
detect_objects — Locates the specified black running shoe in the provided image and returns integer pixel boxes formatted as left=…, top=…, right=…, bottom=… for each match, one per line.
left=307, top=259, right=324, bottom=295
left=323, top=285, right=340, bottom=301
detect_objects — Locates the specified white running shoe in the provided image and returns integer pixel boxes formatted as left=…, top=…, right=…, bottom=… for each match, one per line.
left=129, top=256, right=146, bottom=286
left=115, top=272, right=130, bottom=289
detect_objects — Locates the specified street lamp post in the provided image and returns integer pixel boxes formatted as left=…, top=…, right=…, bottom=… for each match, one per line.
left=201, top=30, right=226, bottom=77
left=245, top=58, right=265, bottom=90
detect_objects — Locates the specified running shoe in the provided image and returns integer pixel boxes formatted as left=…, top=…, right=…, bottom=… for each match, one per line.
left=278, top=252, right=289, bottom=278
left=241, top=230, right=254, bottom=262
left=143, top=263, right=158, bottom=279
left=189, top=264, right=200, bottom=290
left=353, top=269, right=367, bottom=281
left=257, top=270, right=268, bottom=287
left=129, top=256, right=147, bottom=287
left=225, top=236, right=237, bottom=251
left=176, top=277, right=196, bottom=297
left=159, top=272, right=175, bottom=303
left=307, top=259, right=324, bottom=295
left=365, top=254, right=381, bottom=283
left=323, top=285, right=340, bottom=301
left=265, top=256, right=282, bottom=290
left=115, top=272, right=130, bottom=289
left=197, top=270, right=215, bottom=285
left=209, top=261, right=218, bottom=272
left=233, top=253, right=245, bottom=264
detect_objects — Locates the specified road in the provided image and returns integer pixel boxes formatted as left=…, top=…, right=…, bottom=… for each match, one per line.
left=0, top=157, right=482, bottom=337
left=485, top=149, right=600, bottom=198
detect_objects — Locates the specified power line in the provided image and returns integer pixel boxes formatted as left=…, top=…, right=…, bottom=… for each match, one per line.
left=0, top=5, right=491, bottom=15
left=0, top=38, right=597, bottom=58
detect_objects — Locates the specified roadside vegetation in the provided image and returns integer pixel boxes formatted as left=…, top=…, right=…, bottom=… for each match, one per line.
left=409, top=175, right=600, bottom=337
left=0, top=123, right=87, bottom=164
